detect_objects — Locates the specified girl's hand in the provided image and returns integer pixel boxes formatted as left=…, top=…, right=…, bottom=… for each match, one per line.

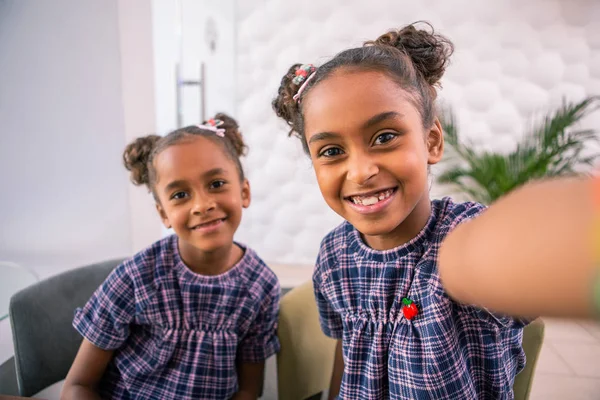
left=60, top=339, right=114, bottom=400
left=233, top=361, right=264, bottom=400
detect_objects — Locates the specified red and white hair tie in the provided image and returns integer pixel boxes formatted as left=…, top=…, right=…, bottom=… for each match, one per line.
left=198, top=119, right=225, bottom=137
left=293, top=64, right=317, bottom=102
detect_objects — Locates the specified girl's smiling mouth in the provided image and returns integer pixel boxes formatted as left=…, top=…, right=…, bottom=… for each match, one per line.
left=344, top=187, right=397, bottom=214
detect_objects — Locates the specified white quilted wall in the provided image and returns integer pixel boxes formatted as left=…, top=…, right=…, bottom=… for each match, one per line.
left=234, top=0, right=600, bottom=265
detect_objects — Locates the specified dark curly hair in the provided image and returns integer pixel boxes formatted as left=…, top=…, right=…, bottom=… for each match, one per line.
left=272, top=22, right=454, bottom=154
left=122, top=113, right=247, bottom=196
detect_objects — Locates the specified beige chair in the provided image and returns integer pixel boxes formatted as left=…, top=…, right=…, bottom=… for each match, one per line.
left=513, top=318, right=545, bottom=400
left=277, top=281, right=336, bottom=400
left=277, top=281, right=545, bottom=400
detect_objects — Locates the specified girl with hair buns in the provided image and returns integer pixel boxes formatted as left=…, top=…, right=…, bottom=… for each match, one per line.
left=273, top=23, right=528, bottom=399
left=61, top=114, right=280, bottom=400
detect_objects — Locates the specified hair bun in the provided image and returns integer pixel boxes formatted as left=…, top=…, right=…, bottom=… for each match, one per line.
left=370, top=22, right=453, bottom=86
left=272, top=63, right=305, bottom=138
left=123, top=135, right=161, bottom=186
left=212, top=113, right=247, bottom=157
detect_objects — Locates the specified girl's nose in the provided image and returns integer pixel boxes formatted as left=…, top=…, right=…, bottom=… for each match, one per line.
left=191, top=195, right=216, bottom=214
left=346, top=152, right=379, bottom=185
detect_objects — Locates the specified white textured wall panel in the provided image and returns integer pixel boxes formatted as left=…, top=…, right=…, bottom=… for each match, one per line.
left=235, top=0, right=600, bottom=265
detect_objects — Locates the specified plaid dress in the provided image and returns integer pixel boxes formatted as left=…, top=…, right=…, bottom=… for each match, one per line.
left=314, top=198, right=528, bottom=400
left=73, top=235, right=280, bottom=400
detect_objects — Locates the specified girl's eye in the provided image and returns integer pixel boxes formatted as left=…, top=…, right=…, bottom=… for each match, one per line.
left=319, top=147, right=344, bottom=158
left=171, top=191, right=188, bottom=200
left=374, top=132, right=397, bottom=145
left=210, top=180, right=226, bottom=189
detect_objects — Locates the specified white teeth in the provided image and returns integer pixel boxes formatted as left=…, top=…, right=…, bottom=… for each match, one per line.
left=361, top=196, right=379, bottom=206
left=350, top=189, right=393, bottom=205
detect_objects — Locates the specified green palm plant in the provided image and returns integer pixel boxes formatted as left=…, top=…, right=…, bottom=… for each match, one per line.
left=437, top=97, right=600, bottom=204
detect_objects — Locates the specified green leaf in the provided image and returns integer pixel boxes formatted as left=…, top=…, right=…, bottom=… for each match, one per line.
left=437, top=97, right=600, bottom=204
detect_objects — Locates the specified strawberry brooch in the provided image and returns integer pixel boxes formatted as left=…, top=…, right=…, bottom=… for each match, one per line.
left=402, top=297, right=419, bottom=320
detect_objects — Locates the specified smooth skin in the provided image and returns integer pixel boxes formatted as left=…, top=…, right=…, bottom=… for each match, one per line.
left=439, top=176, right=598, bottom=319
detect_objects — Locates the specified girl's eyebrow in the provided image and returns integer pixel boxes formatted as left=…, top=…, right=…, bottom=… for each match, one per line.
left=361, top=111, right=404, bottom=130
left=203, top=168, right=226, bottom=178
left=308, top=131, right=342, bottom=145
left=164, top=179, right=185, bottom=194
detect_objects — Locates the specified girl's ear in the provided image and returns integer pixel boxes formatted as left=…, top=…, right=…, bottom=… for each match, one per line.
left=427, top=118, right=444, bottom=165
left=241, top=179, right=251, bottom=208
left=156, top=203, right=171, bottom=229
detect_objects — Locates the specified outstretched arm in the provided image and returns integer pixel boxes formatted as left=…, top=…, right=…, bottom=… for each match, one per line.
left=439, top=177, right=598, bottom=318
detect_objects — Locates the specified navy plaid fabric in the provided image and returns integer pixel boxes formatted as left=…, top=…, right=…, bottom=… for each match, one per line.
left=314, top=198, right=528, bottom=400
left=74, top=235, right=280, bottom=399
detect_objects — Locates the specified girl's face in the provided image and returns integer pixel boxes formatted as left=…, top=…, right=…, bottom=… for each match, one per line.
left=153, top=136, right=250, bottom=258
left=303, top=69, right=444, bottom=250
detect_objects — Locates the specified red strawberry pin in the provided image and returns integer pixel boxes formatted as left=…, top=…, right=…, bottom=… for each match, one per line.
left=402, top=298, right=419, bottom=320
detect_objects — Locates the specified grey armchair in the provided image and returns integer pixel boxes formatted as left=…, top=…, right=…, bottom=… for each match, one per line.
left=9, top=258, right=124, bottom=396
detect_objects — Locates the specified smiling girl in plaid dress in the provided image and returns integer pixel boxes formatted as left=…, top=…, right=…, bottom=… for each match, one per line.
left=61, top=114, right=280, bottom=400
left=272, top=23, right=528, bottom=400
